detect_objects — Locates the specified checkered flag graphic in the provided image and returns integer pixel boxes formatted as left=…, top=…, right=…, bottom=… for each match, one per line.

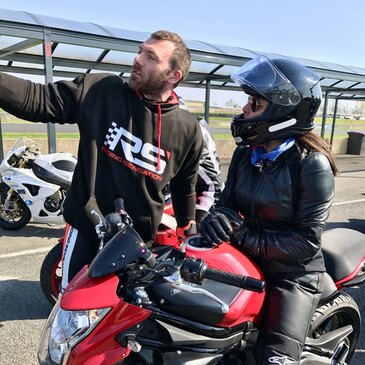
left=104, top=122, right=123, bottom=150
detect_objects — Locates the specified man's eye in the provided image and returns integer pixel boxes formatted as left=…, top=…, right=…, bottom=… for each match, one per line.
left=147, top=52, right=158, bottom=61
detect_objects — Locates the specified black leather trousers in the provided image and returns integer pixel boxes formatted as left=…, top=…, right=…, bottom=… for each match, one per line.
left=258, top=271, right=323, bottom=365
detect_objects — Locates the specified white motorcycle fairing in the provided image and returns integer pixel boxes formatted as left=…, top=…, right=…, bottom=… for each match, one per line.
left=0, top=137, right=77, bottom=228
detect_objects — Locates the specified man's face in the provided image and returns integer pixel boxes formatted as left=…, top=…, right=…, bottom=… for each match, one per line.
left=129, top=38, right=176, bottom=96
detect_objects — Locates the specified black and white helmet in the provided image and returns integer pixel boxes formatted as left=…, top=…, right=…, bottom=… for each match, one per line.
left=230, top=55, right=322, bottom=146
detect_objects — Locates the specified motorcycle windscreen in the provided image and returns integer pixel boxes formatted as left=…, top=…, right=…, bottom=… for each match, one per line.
left=88, top=225, right=149, bottom=278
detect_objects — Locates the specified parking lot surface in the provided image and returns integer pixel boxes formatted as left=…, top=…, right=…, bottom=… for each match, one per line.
left=0, top=155, right=365, bottom=365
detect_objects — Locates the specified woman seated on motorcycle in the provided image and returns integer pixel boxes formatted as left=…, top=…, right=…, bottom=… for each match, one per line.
left=200, top=55, right=339, bottom=365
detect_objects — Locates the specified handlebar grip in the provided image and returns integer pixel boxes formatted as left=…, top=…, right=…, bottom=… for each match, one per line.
left=203, top=268, right=265, bottom=292
left=114, top=198, right=125, bottom=213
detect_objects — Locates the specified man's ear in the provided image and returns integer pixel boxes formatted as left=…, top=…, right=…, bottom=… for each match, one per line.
left=168, top=69, right=183, bottom=85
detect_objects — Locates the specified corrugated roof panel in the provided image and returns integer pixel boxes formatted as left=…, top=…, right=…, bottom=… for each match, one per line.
left=319, top=78, right=343, bottom=87
left=25, top=13, right=110, bottom=36
left=52, top=43, right=102, bottom=61
left=102, top=50, right=135, bottom=65
left=190, top=60, right=222, bottom=73
left=0, top=8, right=38, bottom=25
left=0, top=8, right=365, bottom=99
left=0, top=35, right=28, bottom=48
left=18, top=44, right=43, bottom=55
left=100, top=26, right=150, bottom=42
left=11, top=61, right=43, bottom=69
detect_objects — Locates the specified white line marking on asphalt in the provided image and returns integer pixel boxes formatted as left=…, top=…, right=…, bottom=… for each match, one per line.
left=0, top=246, right=53, bottom=259
left=0, top=276, right=18, bottom=281
left=333, top=198, right=365, bottom=206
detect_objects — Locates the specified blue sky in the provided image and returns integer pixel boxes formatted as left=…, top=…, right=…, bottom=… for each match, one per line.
left=1, top=0, right=364, bottom=106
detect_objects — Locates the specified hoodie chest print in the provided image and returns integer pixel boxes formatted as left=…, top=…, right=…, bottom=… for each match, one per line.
left=102, top=122, right=171, bottom=179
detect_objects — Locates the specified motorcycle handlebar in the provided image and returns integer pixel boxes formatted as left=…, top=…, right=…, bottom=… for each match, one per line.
left=203, top=268, right=265, bottom=293
left=114, top=198, right=125, bottom=213
left=180, top=258, right=265, bottom=293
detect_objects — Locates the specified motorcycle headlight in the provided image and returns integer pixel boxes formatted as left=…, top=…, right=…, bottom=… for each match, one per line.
left=38, top=301, right=110, bottom=364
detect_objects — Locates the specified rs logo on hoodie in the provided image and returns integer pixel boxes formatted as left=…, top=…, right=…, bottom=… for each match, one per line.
left=103, top=122, right=169, bottom=176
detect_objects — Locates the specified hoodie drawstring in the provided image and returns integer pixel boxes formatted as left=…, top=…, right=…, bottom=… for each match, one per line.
left=156, top=104, right=162, bottom=171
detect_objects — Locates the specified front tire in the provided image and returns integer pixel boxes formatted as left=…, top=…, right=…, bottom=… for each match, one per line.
left=0, top=182, right=31, bottom=230
left=40, top=242, right=63, bottom=305
left=309, top=292, right=361, bottom=364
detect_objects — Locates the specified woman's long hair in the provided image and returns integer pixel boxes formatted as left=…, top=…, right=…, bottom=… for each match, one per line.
left=297, top=132, right=339, bottom=176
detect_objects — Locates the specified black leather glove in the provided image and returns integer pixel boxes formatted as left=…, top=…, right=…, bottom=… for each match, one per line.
left=200, top=212, right=233, bottom=244
left=200, top=207, right=244, bottom=245
left=104, top=212, right=124, bottom=241
left=195, top=209, right=209, bottom=224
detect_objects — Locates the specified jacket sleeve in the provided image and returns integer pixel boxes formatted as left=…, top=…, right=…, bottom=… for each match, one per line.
left=170, top=123, right=204, bottom=227
left=0, top=72, right=86, bottom=123
left=242, top=153, right=335, bottom=262
left=195, top=121, right=225, bottom=212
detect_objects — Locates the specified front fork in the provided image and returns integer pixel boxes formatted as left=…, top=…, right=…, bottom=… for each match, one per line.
left=3, top=187, right=16, bottom=210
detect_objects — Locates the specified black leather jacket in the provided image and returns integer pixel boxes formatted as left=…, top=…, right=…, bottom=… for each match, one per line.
left=218, top=143, right=335, bottom=274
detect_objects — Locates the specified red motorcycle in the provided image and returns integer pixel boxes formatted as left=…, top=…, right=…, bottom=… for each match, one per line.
left=39, top=200, right=177, bottom=305
left=38, top=199, right=365, bottom=365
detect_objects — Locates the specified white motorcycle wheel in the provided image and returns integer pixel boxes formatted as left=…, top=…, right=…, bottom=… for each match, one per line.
left=0, top=182, right=31, bottom=230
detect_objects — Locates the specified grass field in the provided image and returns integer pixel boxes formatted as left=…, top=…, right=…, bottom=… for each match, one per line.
left=1, top=109, right=364, bottom=140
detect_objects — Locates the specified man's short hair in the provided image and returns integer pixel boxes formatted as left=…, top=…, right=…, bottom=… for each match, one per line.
left=150, top=30, right=191, bottom=86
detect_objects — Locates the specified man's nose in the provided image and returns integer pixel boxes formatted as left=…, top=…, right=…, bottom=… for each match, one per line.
left=134, top=53, right=143, bottom=65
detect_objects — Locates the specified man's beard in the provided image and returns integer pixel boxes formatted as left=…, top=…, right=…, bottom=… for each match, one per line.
left=129, top=67, right=170, bottom=96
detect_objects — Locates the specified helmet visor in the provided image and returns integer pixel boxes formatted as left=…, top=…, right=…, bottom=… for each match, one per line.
left=231, top=55, right=317, bottom=107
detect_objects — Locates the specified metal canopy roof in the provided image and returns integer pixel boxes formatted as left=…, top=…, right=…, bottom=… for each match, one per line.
left=1, top=7, right=365, bottom=100
left=0, top=8, right=365, bottom=156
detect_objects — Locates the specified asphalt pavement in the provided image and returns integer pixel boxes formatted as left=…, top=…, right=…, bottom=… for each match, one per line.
left=0, top=154, right=365, bottom=365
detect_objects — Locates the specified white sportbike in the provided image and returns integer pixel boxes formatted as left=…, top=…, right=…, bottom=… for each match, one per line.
left=0, top=137, right=77, bottom=230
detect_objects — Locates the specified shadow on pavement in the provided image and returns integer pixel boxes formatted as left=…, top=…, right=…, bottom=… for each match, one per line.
left=0, top=279, right=51, bottom=322
left=0, top=224, right=64, bottom=239
left=326, top=218, right=365, bottom=234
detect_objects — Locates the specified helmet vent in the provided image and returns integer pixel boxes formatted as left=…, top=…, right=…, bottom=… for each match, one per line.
left=269, top=118, right=297, bottom=132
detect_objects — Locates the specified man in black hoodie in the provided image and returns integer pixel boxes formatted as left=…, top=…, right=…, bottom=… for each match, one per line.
left=0, top=30, right=203, bottom=290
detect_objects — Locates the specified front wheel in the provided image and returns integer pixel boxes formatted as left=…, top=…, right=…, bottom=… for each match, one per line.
left=309, top=292, right=361, bottom=364
left=40, top=241, right=63, bottom=305
left=0, top=182, right=31, bottom=230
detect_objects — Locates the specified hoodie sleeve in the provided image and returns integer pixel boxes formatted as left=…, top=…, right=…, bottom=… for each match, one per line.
left=0, top=72, right=89, bottom=123
left=170, top=123, right=204, bottom=227
left=195, top=120, right=225, bottom=212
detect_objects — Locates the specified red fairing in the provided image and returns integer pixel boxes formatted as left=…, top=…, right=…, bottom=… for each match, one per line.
left=335, top=257, right=365, bottom=289
left=68, top=302, right=151, bottom=365
left=184, top=241, right=265, bottom=327
left=154, top=226, right=178, bottom=246
left=61, top=267, right=121, bottom=310
left=60, top=267, right=151, bottom=364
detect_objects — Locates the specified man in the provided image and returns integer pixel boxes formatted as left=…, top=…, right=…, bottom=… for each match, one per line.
left=0, top=30, right=203, bottom=289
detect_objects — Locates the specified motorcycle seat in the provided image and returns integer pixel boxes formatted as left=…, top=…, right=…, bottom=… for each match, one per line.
left=32, top=164, right=71, bottom=190
left=321, top=228, right=365, bottom=282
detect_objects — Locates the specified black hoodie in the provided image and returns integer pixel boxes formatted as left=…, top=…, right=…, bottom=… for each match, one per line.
left=0, top=72, right=203, bottom=241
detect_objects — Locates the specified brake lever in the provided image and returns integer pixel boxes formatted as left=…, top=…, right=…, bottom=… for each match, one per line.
left=163, top=270, right=229, bottom=313
left=91, top=210, right=106, bottom=250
